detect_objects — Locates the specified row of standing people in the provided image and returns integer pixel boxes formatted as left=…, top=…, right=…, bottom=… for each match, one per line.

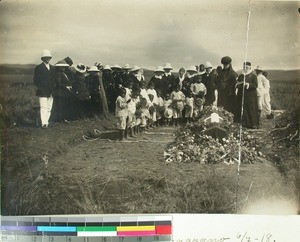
left=33, top=49, right=271, bottom=130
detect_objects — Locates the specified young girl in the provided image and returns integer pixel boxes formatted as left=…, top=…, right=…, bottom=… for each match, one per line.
left=127, top=90, right=140, bottom=137
left=115, top=88, right=128, bottom=141
left=185, top=91, right=194, bottom=124
left=171, top=85, right=185, bottom=126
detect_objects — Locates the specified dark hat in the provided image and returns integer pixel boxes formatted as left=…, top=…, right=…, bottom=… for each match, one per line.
left=221, top=56, right=232, bottom=65
left=64, top=56, right=73, bottom=66
left=243, top=61, right=251, bottom=66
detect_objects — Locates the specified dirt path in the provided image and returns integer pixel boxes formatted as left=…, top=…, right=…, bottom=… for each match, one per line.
left=50, top=127, right=176, bottom=179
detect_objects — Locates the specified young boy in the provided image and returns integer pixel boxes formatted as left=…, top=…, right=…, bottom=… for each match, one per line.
left=156, top=90, right=164, bottom=126
left=171, top=85, right=185, bottom=126
left=115, top=88, right=128, bottom=141
left=148, top=94, right=157, bottom=127
left=163, top=93, right=173, bottom=126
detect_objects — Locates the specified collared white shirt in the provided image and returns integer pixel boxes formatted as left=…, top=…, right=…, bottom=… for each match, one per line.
left=155, top=75, right=162, bottom=79
left=164, top=72, right=172, bottom=77
left=43, top=62, right=50, bottom=70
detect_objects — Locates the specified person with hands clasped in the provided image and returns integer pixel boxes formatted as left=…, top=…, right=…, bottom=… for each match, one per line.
left=235, top=62, right=259, bottom=129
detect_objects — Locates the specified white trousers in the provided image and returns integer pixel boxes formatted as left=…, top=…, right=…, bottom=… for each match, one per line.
left=39, top=96, right=53, bottom=126
left=258, top=94, right=271, bottom=115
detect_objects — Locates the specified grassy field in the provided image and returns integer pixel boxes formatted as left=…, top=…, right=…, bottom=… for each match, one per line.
left=1, top=65, right=299, bottom=215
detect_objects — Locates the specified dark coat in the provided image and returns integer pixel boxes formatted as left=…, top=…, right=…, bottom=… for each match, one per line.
left=202, top=72, right=217, bottom=105
left=163, top=73, right=176, bottom=92
left=216, top=66, right=238, bottom=114
left=33, top=63, right=56, bottom=97
left=130, top=74, right=142, bottom=93
left=53, top=71, right=73, bottom=98
left=235, top=72, right=259, bottom=128
left=72, top=72, right=90, bottom=101
left=85, top=74, right=100, bottom=94
left=121, top=72, right=132, bottom=88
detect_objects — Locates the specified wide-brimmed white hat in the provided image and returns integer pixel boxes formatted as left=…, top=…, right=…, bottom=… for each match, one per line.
left=55, top=60, right=68, bottom=67
left=154, top=66, right=165, bottom=73
left=111, top=64, right=122, bottom=70
left=163, top=63, right=173, bottom=70
left=164, top=108, right=173, bottom=119
left=186, top=66, right=198, bottom=73
left=204, top=61, right=213, bottom=69
left=75, top=63, right=86, bottom=73
left=88, top=66, right=100, bottom=72
left=41, top=49, right=52, bottom=58
left=122, top=64, right=131, bottom=69
left=103, top=65, right=112, bottom=71
left=255, top=66, right=263, bottom=71
left=130, top=65, right=140, bottom=72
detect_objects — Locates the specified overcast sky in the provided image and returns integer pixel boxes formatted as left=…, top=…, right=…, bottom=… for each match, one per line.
left=0, top=0, right=299, bottom=70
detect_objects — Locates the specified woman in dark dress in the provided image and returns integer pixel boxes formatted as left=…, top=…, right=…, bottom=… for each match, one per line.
left=53, top=60, right=74, bottom=122
left=216, top=56, right=238, bottom=114
left=148, top=66, right=165, bottom=94
left=235, top=62, right=259, bottom=129
left=72, top=63, right=91, bottom=119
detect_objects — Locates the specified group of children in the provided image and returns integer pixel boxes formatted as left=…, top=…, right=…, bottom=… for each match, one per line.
left=115, top=80, right=207, bottom=141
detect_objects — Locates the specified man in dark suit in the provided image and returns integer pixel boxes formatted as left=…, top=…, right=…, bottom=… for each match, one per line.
left=33, top=49, right=56, bottom=128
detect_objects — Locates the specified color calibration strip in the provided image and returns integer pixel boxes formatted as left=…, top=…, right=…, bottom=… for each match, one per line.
left=1, top=215, right=172, bottom=241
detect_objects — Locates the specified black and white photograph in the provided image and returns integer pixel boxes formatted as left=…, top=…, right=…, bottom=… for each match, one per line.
left=1, top=0, right=299, bottom=218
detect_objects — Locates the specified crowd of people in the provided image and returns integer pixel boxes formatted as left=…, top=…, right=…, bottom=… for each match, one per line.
left=33, top=49, right=273, bottom=140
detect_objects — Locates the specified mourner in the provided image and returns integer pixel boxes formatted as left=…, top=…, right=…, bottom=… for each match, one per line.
left=255, top=66, right=273, bottom=119
left=235, top=62, right=259, bottom=129
left=202, top=61, right=217, bottom=106
left=216, top=56, right=238, bottom=115
left=163, top=63, right=176, bottom=93
left=182, top=66, right=198, bottom=96
left=73, top=63, right=91, bottom=118
left=33, top=49, right=56, bottom=128
left=53, top=59, right=74, bottom=122
left=85, top=66, right=102, bottom=115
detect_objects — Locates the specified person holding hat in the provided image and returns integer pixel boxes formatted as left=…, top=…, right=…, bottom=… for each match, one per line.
left=33, top=49, right=56, bottom=128
left=202, top=61, right=217, bottom=106
left=216, top=56, right=238, bottom=114
left=255, top=66, right=273, bottom=119
left=235, top=62, right=259, bottom=128
left=163, top=63, right=176, bottom=94
left=52, top=59, right=74, bottom=122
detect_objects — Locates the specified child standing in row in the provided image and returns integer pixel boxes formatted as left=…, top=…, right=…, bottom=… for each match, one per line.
left=185, top=91, right=194, bottom=124
left=115, top=89, right=129, bottom=141
left=171, top=85, right=185, bottom=126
